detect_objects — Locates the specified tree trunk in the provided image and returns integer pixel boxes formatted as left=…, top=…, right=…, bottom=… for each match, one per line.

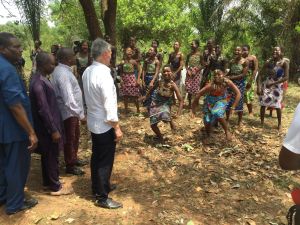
left=79, top=0, right=103, bottom=40
left=102, top=0, right=117, bottom=46
left=289, top=1, right=300, bottom=77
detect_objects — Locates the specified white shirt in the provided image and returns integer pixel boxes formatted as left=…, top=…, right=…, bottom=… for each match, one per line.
left=51, top=63, right=85, bottom=121
left=82, top=61, right=118, bottom=134
left=283, top=103, right=300, bottom=154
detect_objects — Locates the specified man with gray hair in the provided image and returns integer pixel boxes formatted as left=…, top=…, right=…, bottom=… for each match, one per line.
left=82, top=38, right=123, bottom=209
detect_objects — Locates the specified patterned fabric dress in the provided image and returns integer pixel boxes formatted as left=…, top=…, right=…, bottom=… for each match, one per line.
left=185, top=53, right=202, bottom=95
left=119, top=62, right=140, bottom=97
left=226, top=63, right=246, bottom=112
left=260, top=60, right=285, bottom=109
left=149, top=80, right=174, bottom=125
left=244, top=59, right=255, bottom=104
left=203, top=88, right=227, bottom=124
left=143, top=60, right=157, bottom=107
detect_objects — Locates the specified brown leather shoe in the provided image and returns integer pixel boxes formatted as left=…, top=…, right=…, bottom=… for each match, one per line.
left=50, top=186, right=74, bottom=196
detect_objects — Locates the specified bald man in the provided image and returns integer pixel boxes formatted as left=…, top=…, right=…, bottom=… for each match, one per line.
left=51, top=48, right=85, bottom=175
left=30, top=52, right=72, bottom=195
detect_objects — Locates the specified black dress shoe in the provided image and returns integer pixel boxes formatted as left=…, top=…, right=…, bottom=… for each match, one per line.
left=66, top=167, right=85, bottom=175
left=6, top=198, right=38, bottom=215
left=95, top=198, right=123, bottom=209
left=75, top=159, right=88, bottom=167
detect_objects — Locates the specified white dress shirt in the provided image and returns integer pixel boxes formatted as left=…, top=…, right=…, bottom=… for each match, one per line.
left=82, top=61, right=118, bottom=134
left=51, top=63, right=85, bottom=121
left=283, top=103, right=300, bottom=154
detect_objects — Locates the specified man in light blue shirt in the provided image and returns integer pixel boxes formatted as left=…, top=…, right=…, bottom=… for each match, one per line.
left=51, top=48, right=85, bottom=175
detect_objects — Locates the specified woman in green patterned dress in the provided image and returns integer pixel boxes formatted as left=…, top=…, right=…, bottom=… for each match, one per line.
left=119, top=47, right=141, bottom=114
left=141, top=65, right=183, bottom=141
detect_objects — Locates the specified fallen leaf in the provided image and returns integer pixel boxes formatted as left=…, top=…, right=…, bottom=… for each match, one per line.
left=50, top=213, right=60, bottom=220
left=245, top=219, right=256, bottom=225
left=232, top=183, right=241, bottom=189
left=65, top=218, right=75, bottom=224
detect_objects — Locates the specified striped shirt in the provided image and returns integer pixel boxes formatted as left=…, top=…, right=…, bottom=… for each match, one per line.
left=51, top=63, right=84, bottom=121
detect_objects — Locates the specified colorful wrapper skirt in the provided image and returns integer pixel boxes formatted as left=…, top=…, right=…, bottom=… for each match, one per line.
left=149, top=92, right=172, bottom=125
left=143, top=73, right=156, bottom=107
left=203, top=94, right=227, bottom=124
left=185, top=70, right=201, bottom=95
left=244, top=74, right=255, bottom=104
left=226, top=78, right=245, bottom=112
left=119, top=73, right=140, bottom=97
left=260, top=77, right=283, bottom=109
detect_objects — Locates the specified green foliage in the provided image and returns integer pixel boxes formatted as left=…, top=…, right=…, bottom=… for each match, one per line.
left=48, top=0, right=90, bottom=45
left=0, top=22, right=31, bottom=50
left=117, top=0, right=193, bottom=46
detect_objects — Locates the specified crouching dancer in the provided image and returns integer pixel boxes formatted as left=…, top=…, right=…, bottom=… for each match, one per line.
left=141, top=65, right=183, bottom=141
left=192, top=69, right=241, bottom=141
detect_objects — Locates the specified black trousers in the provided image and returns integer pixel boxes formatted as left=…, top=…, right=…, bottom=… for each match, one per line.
left=90, top=129, right=116, bottom=200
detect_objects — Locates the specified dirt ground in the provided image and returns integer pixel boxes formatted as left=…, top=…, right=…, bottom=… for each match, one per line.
left=0, top=84, right=300, bottom=225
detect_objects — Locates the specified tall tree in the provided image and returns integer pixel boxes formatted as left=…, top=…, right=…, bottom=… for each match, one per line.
left=101, top=0, right=117, bottom=45
left=78, top=0, right=103, bottom=40
left=15, top=0, right=45, bottom=41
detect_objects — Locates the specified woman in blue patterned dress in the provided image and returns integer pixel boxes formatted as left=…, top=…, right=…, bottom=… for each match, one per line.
left=192, top=70, right=241, bottom=141
left=226, top=46, right=249, bottom=126
left=257, top=46, right=289, bottom=130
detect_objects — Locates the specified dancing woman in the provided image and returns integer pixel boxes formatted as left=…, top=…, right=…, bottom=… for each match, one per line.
left=226, top=46, right=248, bottom=126
left=258, top=46, right=289, bottom=130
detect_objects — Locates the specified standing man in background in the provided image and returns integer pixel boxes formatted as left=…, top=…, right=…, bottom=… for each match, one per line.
left=0, top=32, right=38, bottom=214
left=83, top=38, right=123, bottom=209
left=51, top=47, right=86, bottom=176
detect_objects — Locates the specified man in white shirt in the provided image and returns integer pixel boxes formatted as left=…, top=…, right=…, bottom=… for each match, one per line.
left=51, top=48, right=85, bottom=175
left=279, top=103, right=300, bottom=170
left=82, top=38, right=123, bottom=209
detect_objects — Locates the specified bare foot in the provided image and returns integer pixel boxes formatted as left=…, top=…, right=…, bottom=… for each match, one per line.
left=277, top=124, right=282, bottom=131
left=226, top=132, right=232, bottom=141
